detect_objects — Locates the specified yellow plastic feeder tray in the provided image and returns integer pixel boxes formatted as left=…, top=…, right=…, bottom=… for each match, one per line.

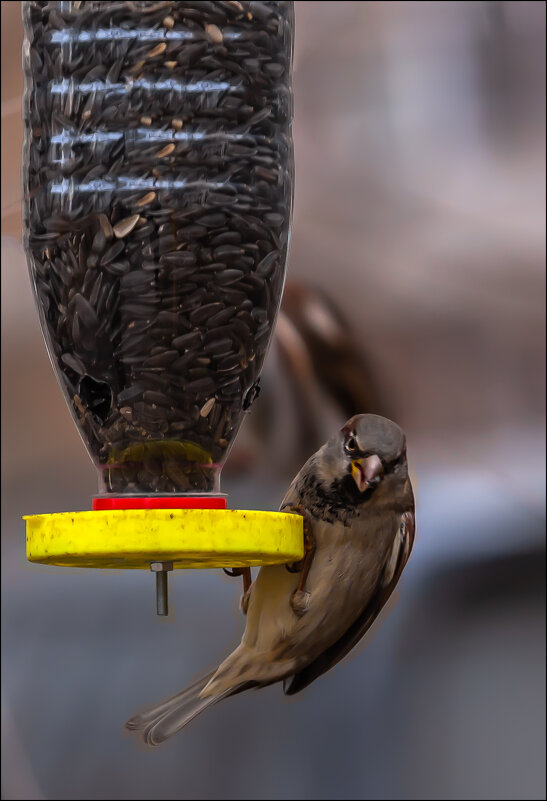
left=25, top=503, right=304, bottom=615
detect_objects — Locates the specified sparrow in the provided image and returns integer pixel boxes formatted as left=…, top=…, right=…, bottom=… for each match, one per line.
left=125, top=413, right=415, bottom=746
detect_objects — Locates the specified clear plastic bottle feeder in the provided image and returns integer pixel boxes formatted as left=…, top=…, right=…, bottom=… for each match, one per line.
left=23, top=0, right=303, bottom=614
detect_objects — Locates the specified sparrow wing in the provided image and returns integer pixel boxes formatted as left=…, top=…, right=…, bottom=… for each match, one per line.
left=283, top=508, right=415, bottom=695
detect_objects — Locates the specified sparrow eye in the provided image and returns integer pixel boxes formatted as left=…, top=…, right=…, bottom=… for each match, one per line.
left=346, top=436, right=357, bottom=452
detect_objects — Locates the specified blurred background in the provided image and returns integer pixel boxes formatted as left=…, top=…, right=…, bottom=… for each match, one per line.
left=1, top=1, right=545, bottom=799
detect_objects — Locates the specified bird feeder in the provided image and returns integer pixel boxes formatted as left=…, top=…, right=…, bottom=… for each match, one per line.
left=22, top=0, right=303, bottom=614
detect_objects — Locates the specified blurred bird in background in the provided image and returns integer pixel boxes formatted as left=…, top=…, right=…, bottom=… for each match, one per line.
left=229, top=280, right=387, bottom=480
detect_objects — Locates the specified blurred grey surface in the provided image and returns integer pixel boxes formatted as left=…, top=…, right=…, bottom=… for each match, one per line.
left=2, top=2, right=546, bottom=800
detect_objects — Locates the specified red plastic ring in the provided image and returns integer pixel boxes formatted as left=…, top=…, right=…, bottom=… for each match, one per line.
left=92, top=496, right=227, bottom=511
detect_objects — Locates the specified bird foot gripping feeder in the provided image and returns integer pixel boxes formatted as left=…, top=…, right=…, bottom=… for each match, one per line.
left=22, top=0, right=302, bottom=614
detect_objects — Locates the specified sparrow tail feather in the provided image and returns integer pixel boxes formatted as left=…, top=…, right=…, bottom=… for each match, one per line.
left=125, top=671, right=226, bottom=746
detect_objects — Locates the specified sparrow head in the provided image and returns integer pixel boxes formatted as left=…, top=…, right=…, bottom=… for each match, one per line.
left=315, top=414, right=408, bottom=504
left=342, top=413, right=407, bottom=492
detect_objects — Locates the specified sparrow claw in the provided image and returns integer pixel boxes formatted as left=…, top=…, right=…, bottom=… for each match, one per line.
left=223, top=568, right=239, bottom=578
left=282, top=504, right=315, bottom=574
left=281, top=504, right=316, bottom=614
left=223, top=567, right=252, bottom=608
left=240, top=587, right=252, bottom=615
left=290, top=590, right=311, bottom=617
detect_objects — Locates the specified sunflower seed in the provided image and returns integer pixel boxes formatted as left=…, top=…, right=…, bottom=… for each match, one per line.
left=172, top=331, right=202, bottom=350
left=156, top=143, right=175, bottom=158
left=147, top=43, right=167, bottom=59
left=136, top=192, right=157, bottom=207
left=199, top=397, right=216, bottom=417
left=204, top=337, right=232, bottom=355
left=61, top=352, right=86, bottom=375
left=113, top=215, right=140, bottom=239
left=144, top=349, right=179, bottom=368
left=217, top=269, right=244, bottom=286
left=205, top=24, right=223, bottom=43
left=118, top=385, right=144, bottom=404
left=189, top=303, right=224, bottom=324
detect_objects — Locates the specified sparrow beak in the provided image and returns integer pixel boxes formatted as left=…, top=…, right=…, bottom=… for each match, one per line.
left=351, top=455, right=384, bottom=492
